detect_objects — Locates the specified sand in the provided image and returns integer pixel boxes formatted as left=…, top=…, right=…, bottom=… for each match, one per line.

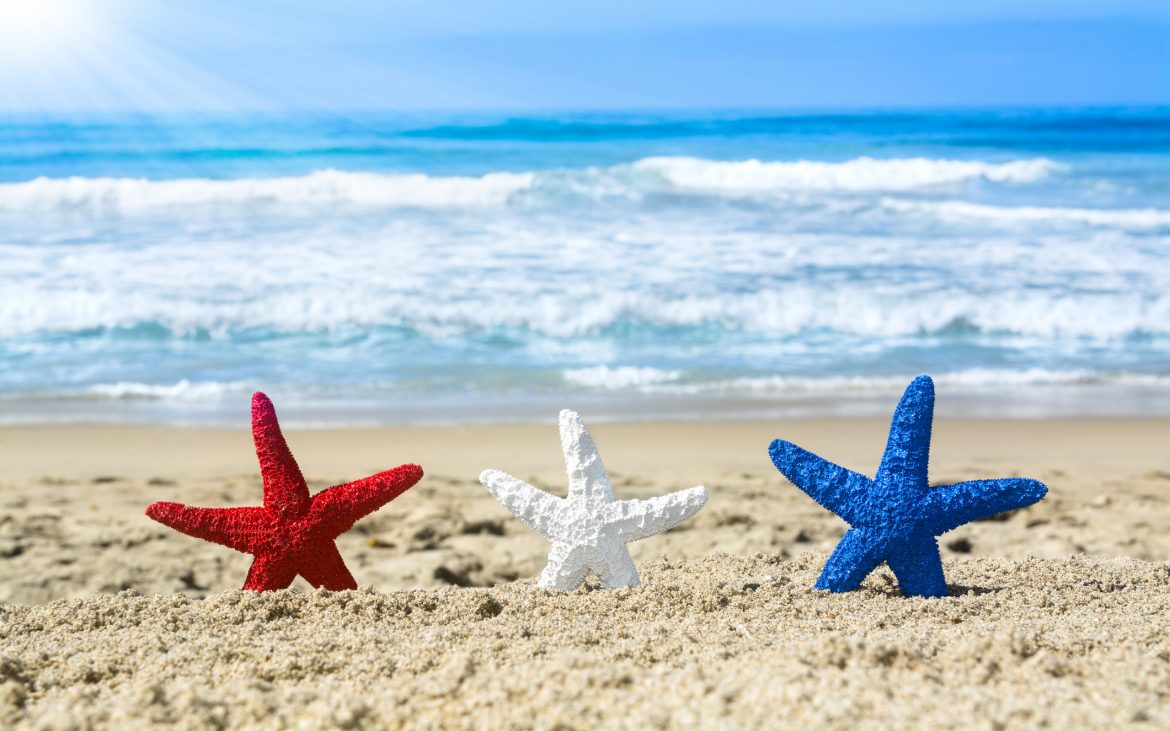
left=2, top=417, right=1170, bottom=728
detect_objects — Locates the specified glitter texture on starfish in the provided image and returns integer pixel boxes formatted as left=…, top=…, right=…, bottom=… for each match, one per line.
left=769, top=375, right=1048, bottom=598
left=480, top=409, right=708, bottom=589
left=146, top=392, right=423, bottom=591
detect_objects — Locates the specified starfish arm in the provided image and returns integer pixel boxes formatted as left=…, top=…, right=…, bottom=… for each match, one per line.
left=145, top=503, right=270, bottom=554
left=251, top=392, right=311, bottom=517
left=308, top=464, right=424, bottom=537
left=922, top=478, right=1048, bottom=535
left=242, top=553, right=298, bottom=591
left=815, top=528, right=888, bottom=592
left=604, top=486, right=709, bottom=542
left=886, top=533, right=948, bottom=598
left=876, top=375, right=935, bottom=487
left=769, top=440, right=872, bottom=526
left=295, top=541, right=358, bottom=591
left=479, top=469, right=563, bottom=540
left=559, top=409, right=614, bottom=502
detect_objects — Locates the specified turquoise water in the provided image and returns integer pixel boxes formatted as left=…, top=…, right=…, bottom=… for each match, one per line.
left=1, top=108, right=1168, bottom=423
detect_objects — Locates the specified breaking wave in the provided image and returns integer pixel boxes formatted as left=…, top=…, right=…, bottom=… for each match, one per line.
left=0, top=155, right=1059, bottom=212
left=4, top=286, right=1168, bottom=340
left=631, top=369, right=1170, bottom=396
left=632, top=156, right=1056, bottom=193
left=0, top=169, right=535, bottom=212
left=562, top=366, right=683, bottom=390
left=84, top=379, right=249, bottom=401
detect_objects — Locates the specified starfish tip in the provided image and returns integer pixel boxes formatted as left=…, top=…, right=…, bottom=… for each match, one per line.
left=398, top=463, right=424, bottom=482
left=144, top=501, right=181, bottom=523
left=1019, top=478, right=1049, bottom=504
left=767, top=439, right=796, bottom=464
left=908, top=374, right=935, bottom=395
left=557, top=408, right=582, bottom=426
left=388, top=463, right=424, bottom=492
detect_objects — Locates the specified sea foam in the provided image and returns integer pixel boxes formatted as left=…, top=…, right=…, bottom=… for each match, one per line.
left=882, top=198, right=1170, bottom=229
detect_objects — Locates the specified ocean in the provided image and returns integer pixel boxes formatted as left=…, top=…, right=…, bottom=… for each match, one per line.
left=1, top=108, right=1168, bottom=425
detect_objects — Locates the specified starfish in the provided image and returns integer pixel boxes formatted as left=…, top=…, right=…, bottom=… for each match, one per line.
left=146, top=392, right=423, bottom=591
left=480, top=409, right=708, bottom=589
left=768, top=375, right=1048, bottom=598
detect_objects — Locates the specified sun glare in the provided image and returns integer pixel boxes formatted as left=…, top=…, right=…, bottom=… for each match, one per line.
left=0, top=0, right=88, bottom=56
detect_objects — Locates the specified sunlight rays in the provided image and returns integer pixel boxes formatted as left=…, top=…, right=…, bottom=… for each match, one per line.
left=0, top=0, right=88, bottom=55
left=0, top=0, right=260, bottom=114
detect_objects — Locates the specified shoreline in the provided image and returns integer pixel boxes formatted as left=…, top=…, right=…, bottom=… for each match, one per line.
left=4, top=379, right=1170, bottom=429
left=4, top=416, right=1169, bottom=483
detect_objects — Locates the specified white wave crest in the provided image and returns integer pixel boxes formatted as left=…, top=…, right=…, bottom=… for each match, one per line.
left=562, top=366, right=682, bottom=390
left=579, top=369, right=1170, bottom=395
left=0, top=169, right=535, bottom=212
left=5, top=285, right=1170, bottom=340
left=17, top=370, right=1170, bottom=406
left=882, top=198, right=1170, bottom=229
left=0, top=155, right=1055, bottom=212
left=632, top=156, right=1056, bottom=193
left=87, top=379, right=246, bottom=401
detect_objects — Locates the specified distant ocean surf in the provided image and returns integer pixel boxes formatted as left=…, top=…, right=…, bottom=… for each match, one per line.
left=1, top=108, right=1168, bottom=424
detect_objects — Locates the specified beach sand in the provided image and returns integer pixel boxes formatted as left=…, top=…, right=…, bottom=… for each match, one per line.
left=2, top=418, right=1170, bottom=728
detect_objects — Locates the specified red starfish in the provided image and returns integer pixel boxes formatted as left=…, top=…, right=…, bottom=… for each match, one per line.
left=146, top=392, right=423, bottom=591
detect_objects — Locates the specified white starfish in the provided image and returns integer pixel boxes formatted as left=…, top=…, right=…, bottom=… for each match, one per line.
left=479, top=409, right=708, bottom=589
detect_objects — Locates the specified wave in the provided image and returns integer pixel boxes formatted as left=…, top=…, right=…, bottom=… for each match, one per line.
left=0, top=156, right=1058, bottom=212
left=567, top=369, right=1170, bottom=395
left=14, top=370, right=1170, bottom=406
left=85, top=379, right=249, bottom=401
left=5, top=285, right=1168, bottom=340
left=0, top=169, right=534, bottom=212
left=562, top=366, right=682, bottom=390
left=395, top=111, right=1170, bottom=144
left=631, top=156, right=1056, bottom=192
left=882, top=198, right=1170, bottom=229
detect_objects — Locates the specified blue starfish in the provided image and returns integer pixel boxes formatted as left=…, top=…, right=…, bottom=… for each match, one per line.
left=768, top=375, right=1048, bottom=598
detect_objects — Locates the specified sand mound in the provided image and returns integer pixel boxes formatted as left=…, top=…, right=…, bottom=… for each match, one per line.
left=3, top=554, right=1168, bottom=730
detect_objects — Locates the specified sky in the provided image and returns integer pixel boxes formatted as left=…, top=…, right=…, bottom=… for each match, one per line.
left=0, top=0, right=1166, bottom=112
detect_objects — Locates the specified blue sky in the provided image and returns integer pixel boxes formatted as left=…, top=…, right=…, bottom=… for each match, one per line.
left=0, top=1, right=1166, bottom=111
